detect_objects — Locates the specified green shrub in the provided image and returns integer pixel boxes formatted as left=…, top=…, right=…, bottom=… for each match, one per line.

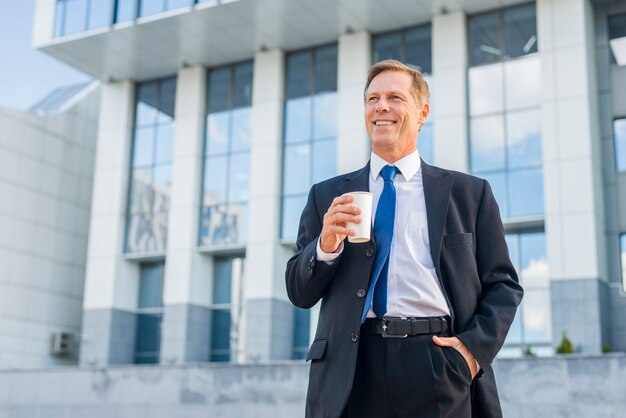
left=556, top=331, right=575, bottom=354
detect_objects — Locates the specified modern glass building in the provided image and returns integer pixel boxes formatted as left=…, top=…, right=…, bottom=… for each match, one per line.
left=21, top=0, right=626, bottom=368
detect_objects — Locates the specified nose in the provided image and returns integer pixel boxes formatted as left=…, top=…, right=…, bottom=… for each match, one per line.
left=375, top=98, right=390, bottom=112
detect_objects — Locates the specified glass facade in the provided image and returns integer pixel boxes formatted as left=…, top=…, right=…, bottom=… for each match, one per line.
left=609, top=13, right=626, bottom=66
left=292, top=307, right=311, bottom=360
left=468, top=3, right=543, bottom=219
left=54, top=0, right=197, bottom=35
left=54, top=0, right=115, bottom=37
left=500, top=232, right=552, bottom=357
left=615, top=118, right=626, bottom=172
left=621, top=235, right=626, bottom=292
left=209, top=256, right=244, bottom=362
left=372, top=25, right=434, bottom=163
left=200, top=62, right=253, bottom=247
left=126, top=77, right=176, bottom=253
left=134, top=263, right=165, bottom=364
left=281, top=45, right=338, bottom=241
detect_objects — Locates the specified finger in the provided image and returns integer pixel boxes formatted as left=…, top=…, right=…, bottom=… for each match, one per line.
left=332, top=194, right=354, bottom=207
left=324, top=212, right=362, bottom=226
left=432, top=335, right=458, bottom=347
left=322, top=225, right=355, bottom=237
left=328, top=203, right=362, bottom=217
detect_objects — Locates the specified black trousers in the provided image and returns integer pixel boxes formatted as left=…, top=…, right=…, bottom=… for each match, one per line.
left=341, top=332, right=472, bottom=418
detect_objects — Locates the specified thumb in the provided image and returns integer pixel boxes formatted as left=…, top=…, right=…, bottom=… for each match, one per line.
left=432, top=335, right=456, bottom=347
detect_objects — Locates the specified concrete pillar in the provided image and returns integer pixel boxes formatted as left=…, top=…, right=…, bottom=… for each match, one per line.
left=32, top=0, right=56, bottom=47
left=337, top=31, right=371, bottom=173
left=538, top=0, right=608, bottom=353
left=245, top=49, right=295, bottom=361
left=80, top=81, right=140, bottom=366
left=160, top=66, right=213, bottom=364
left=431, top=11, right=469, bottom=171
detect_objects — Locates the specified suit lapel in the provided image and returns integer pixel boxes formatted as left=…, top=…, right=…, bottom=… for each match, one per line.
left=421, top=160, right=454, bottom=270
left=337, top=162, right=370, bottom=195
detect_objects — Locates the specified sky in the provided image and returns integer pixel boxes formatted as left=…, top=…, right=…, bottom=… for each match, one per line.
left=0, top=1, right=90, bottom=111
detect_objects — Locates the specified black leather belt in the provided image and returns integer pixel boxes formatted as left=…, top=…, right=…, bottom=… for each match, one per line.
left=361, top=316, right=450, bottom=338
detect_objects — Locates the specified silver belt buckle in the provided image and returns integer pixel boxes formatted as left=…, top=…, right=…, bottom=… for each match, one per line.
left=381, top=317, right=408, bottom=338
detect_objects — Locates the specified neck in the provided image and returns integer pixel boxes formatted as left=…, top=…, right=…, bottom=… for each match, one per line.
left=373, top=146, right=416, bottom=164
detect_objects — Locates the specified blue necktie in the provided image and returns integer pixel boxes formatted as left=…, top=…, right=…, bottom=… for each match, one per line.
left=361, top=165, right=399, bottom=323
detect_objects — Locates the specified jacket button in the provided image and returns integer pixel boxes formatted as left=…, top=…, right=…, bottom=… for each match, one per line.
left=365, top=248, right=374, bottom=257
left=357, top=289, right=366, bottom=298
left=351, top=333, right=359, bottom=342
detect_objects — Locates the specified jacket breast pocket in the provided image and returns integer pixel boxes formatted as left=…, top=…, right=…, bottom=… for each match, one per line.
left=306, top=338, right=328, bottom=362
left=444, top=233, right=473, bottom=247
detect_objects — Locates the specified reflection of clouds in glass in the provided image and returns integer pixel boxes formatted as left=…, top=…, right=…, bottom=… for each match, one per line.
left=521, top=257, right=549, bottom=288
left=285, top=97, right=312, bottom=143
left=507, top=110, right=540, bottom=147
left=469, top=64, right=503, bottom=116
left=505, top=57, right=540, bottom=110
left=470, top=115, right=505, bottom=172
left=522, top=290, right=551, bottom=342
left=313, top=93, right=337, bottom=139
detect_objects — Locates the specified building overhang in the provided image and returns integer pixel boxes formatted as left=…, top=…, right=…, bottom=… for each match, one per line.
left=37, top=0, right=529, bottom=82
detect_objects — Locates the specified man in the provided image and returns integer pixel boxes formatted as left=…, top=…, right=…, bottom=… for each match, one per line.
left=285, top=60, right=523, bottom=418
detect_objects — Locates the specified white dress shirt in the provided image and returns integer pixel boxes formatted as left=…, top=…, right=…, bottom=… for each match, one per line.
left=317, top=150, right=451, bottom=318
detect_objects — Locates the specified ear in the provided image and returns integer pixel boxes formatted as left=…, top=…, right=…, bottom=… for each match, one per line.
left=419, top=102, right=430, bottom=124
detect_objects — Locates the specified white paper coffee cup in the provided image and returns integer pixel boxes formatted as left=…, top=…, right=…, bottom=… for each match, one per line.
left=344, top=192, right=373, bottom=244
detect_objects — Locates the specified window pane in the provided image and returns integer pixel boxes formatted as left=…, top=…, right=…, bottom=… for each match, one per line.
left=138, top=263, right=164, bottom=308
left=504, top=58, right=540, bottom=111
left=154, top=123, right=174, bottom=164
left=469, top=12, right=501, bottom=66
left=285, top=97, right=312, bottom=144
left=292, top=307, right=310, bottom=360
left=200, top=204, right=245, bottom=245
left=139, top=0, right=165, bottom=17
left=315, top=44, right=338, bottom=93
left=231, top=108, right=252, bottom=153
left=508, top=168, right=544, bottom=217
left=135, top=313, right=162, bottom=363
left=213, top=259, right=232, bottom=304
left=609, top=13, right=626, bottom=65
left=482, top=172, right=508, bottom=219
left=503, top=310, right=523, bottom=345
left=130, top=168, right=153, bottom=213
left=210, top=309, right=231, bottom=362
left=373, top=32, right=402, bottom=63
left=233, top=61, right=253, bottom=108
left=615, top=118, right=626, bottom=171
left=206, top=112, right=231, bottom=156
left=286, top=51, right=312, bottom=99
left=313, top=93, right=337, bottom=140
left=405, top=25, right=432, bottom=74
left=116, top=0, right=136, bottom=22
left=54, top=1, right=66, bottom=37
left=504, top=4, right=538, bottom=60
left=312, top=139, right=336, bottom=185
left=158, top=77, right=176, bottom=123
left=470, top=115, right=506, bottom=172
left=203, top=156, right=228, bottom=205
left=469, top=64, right=503, bottom=116
left=505, top=234, right=520, bottom=272
left=506, top=110, right=542, bottom=169
left=418, top=123, right=433, bottom=164
left=153, top=164, right=172, bottom=212
left=167, top=0, right=192, bottom=10
left=228, top=153, right=250, bottom=203
left=520, top=232, right=548, bottom=288
left=126, top=212, right=155, bottom=252
left=64, top=0, right=88, bottom=35
left=281, top=195, right=307, bottom=240
left=136, top=83, right=159, bottom=126
left=133, top=126, right=155, bottom=167
left=283, top=144, right=311, bottom=195
left=208, top=67, right=231, bottom=113
left=522, top=290, right=551, bottom=343
left=88, top=0, right=114, bottom=29
left=621, top=235, right=626, bottom=291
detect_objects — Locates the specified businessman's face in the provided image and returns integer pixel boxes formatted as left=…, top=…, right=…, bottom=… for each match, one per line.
left=364, top=70, right=429, bottom=161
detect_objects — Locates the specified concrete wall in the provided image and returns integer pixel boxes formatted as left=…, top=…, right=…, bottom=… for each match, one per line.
left=0, top=85, right=100, bottom=368
left=0, top=356, right=625, bottom=417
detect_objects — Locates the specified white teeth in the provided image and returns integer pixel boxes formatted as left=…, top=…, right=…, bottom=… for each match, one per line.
left=375, top=121, right=393, bottom=126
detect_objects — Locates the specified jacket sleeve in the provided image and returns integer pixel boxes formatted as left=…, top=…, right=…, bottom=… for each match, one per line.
left=456, top=180, right=524, bottom=371
left=285, top=184, right=342, bottom=309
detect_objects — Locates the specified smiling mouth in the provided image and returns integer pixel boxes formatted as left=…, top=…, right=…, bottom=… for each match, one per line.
left=374, top=121, right=395, bottom=126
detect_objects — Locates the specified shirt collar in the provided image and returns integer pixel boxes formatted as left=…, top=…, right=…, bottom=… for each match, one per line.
left=370, top=149, right=422, bottom=182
